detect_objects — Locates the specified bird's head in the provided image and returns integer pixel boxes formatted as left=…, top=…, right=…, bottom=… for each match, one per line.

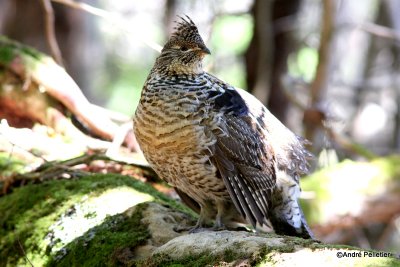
left=155, top=15, right=210, bottom=75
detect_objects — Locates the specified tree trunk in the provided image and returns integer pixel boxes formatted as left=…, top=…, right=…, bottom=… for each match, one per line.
left=245, top=0, right=301, bottom=122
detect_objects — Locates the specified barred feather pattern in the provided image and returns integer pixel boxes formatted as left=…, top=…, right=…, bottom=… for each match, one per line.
left=133, top=16, right=313, bottom=238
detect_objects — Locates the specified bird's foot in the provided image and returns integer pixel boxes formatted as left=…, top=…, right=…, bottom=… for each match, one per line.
left=173, top=225, right=212, bottom=233
left=173, top=221, right=212, bottom=233
left=173, top=223, right=248, bottom=233
left=173, top=224, right=192, bottom=233
left=188, top=226, right=211, bottom=234
left=211, top=222, right=227, bottom=231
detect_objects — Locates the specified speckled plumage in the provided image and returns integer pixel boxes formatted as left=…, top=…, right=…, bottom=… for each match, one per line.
left=133, top=16, right=313, bottom=238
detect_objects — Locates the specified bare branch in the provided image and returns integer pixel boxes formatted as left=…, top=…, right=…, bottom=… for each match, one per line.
left=0, top=120, right=49, bottom=163
left=310, top=0, right=335, bottom=105
left=0, top=37, right=139, bottom=150
left=357, top=21, right=400, bottom=43
left=40, top=0, right=64, bottom=66
left=305, top=0, right=335, bottom=142
left=325, top=124, right=378, bottom=160
left=52, top=0, right=114, bottom=18
left=51, top=0, right=163, bottom=52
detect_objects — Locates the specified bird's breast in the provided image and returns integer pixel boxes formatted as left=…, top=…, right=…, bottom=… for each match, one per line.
left=134, top=90, right=213, bottom=150
left=133, top=87, right=221, bottom=184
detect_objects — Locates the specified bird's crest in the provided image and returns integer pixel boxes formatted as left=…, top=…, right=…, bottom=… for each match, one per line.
left=171, top=15, right=205, bottom=45
left=156, top=15, right=210, bottom=74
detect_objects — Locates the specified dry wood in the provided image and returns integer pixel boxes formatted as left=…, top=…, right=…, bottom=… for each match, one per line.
left=0, top=37, right=139, bottom=151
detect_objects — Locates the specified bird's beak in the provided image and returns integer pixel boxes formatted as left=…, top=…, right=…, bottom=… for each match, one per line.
left=199, top=46, right=211, bottom=55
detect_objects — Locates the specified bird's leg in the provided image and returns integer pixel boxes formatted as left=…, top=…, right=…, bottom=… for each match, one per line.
left=173, top=216, right=207, bottom=233
left=188, top=211, right=208, bottom=233
left=174, top=202, right=213, bottom=233
left=212, top=200, right=227, bottom=231
left=188, top=202, right=214, bottom=233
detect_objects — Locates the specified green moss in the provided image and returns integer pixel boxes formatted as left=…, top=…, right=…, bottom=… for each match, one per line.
left=47, top=203, right=150, bottom=267
left=137, top=249, right=248, bottom=267
left=0, top=173, right=193, bottom=267
left=256, top=240, right=400, bottom=267
left=0, top=36, right=18, bottom=63
left=0, top=35, right=44, bottom=63
left=252, top=235, right=392, bottom=266
left=0, top=45, right=14, bottom=64
left=136, top=238, right=260, bottom=266
left=0, top=35, right=49, bottom=78
left=250, top=236, right=306, bottom=266
left=0, top=152, right=26, bottom=176
left=138, top=234, right=315, bottom=267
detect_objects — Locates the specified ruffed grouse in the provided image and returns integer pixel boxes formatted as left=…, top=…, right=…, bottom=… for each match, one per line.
left=134, top=16, right=313, bottom=238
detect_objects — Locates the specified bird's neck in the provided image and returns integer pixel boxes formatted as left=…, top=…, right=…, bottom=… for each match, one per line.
left=153, top=58, right=204, bottom=76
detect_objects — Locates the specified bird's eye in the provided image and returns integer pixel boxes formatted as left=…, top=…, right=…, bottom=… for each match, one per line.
left=180, top=46, right=189, bottom=51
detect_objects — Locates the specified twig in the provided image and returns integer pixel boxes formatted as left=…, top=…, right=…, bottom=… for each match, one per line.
left=52, top=0, right=114, bottom=19
left=357, top=21, right=400, bottom=43
left=325, top=125, right=378, bottom=160
left=40, top=0, right=64, bottom=66
left=306, top=0, right=335, bottom=141
left=0, top=120, right=49, bottom=163
left=18, top=239, right=34, bottom=267
left=51, top=0, right=162, bottom=52
left=6, top=153, right=155, bottom=188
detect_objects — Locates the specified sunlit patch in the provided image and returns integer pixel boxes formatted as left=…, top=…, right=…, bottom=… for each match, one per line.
left=324, top=162, right=381, bottom=219
left=352, top=103, right=388, bottom=142
left=45, top=186, right=153, bottom=254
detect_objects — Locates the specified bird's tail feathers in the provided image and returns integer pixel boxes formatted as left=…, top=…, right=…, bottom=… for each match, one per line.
left=270, top=202, right=314, bottom=239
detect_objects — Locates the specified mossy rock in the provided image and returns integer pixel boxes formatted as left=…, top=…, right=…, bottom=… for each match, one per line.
left=1, top=173, right=398, bottom=266
left=0, top=173, right=193, bottom=266
left=145, top=232, right=399, bottom=267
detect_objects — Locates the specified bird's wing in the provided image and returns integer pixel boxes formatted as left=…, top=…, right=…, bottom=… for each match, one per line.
left=208, top=85, right=277, bottom=228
